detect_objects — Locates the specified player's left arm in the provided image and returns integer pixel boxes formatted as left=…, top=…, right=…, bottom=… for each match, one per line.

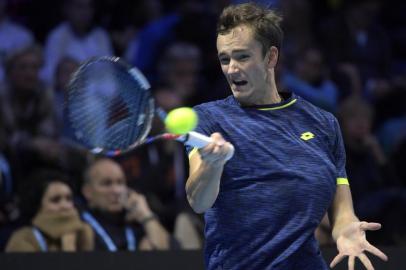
left=328, top=116, right=388, bottom=269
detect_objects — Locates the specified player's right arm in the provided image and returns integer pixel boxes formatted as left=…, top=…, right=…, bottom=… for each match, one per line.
left=186, top=133, right=232, bottom=214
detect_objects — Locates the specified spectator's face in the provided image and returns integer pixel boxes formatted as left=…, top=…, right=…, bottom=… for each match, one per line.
left=155, top=87, right=183, bottom=111
left=8, top=51, right=42, bottom=92
left=342, top=111, right=372, bottom=141
left=217, top=25, right=277, bottom=105
left=83, top=160, right=127, bottom=213
left=166, top=59, right=199, bottom=98
left=296, top=49, right=324, bottom=85
left=40, top=182, right=74, bottom=215
left=66, top=0, right=94, bottom=32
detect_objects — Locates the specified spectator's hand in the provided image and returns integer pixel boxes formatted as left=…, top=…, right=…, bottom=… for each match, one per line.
left=198, top=133, right=233, bottom=166
left=61, top=232, right=77, bottom=252
left=124, top=190, right=154, bottom=223
left=330, top=221, right=388, bottom=270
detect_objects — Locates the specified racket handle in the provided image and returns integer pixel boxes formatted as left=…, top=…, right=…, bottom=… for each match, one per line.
left=179, top=131, right=234, bottom=161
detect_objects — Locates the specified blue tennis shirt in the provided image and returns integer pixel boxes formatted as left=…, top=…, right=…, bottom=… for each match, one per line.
left=186, top=93, right=347, bottom=270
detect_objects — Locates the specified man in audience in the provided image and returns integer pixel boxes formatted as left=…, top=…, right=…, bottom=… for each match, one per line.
left=81, top=158, right=174, bottom=251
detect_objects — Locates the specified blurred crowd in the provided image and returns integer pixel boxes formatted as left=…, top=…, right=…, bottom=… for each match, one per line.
left=1, top=0, right=406, bottom=252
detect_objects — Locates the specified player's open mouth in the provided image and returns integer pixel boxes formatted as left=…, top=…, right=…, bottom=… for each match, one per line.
left=232, top=80, right=247, bottom=86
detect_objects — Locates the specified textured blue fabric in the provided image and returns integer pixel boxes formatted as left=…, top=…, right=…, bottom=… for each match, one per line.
left=186, top=93, right=347, bottom=270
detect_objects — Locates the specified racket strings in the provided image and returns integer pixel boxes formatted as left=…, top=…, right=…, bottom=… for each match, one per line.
left=67, top=59, right=153, bottom=150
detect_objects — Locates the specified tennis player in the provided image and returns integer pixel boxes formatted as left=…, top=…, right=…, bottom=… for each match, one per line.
left=185, top=3, right=388, bottom=270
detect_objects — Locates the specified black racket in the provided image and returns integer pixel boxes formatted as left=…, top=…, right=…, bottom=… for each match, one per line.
left=66, top=56, right=234, bottom=158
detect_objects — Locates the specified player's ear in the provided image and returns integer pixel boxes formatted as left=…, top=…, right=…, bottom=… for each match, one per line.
left=266, top=46, right=279, bottom=69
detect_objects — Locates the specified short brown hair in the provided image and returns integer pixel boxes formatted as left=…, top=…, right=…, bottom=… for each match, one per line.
left=217, top=2, right=283, bottom=56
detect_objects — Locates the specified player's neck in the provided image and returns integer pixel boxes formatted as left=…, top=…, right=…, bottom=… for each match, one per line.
left=257, top=80, right=281, bottom=105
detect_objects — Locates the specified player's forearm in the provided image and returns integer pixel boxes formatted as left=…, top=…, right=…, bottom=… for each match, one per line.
left=186, top=162, right=223, bottom=214
left=329, top=185, right=359, bottom=241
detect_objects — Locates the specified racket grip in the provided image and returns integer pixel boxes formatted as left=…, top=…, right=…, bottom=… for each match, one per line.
left=180, top=131, right=234, bottom=161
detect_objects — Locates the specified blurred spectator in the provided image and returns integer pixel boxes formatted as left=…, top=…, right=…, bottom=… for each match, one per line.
left=381, top=1, right=406, bottom=74
left=321, top=0, right=391, bottom=93
left=337, top=97, right=399, bottom=205
left=97, top=0, right=163, bottom=57
left=0, top=0, right=34, bottom=84
left=281, top=46, right=339, bottom=112
left=280, top=0, right=315, bottom=63
left=2, top=44, right=56, bottom=141
left=81, top=158, right=174, bottom=251
left=52, top=57, right=79, bottom=134
left=41, top=0, right=113, bottom=86
left=173, top=211, right=203, bottom=249
left=374, top=78, right=406, bottom=154
left=0, top=44, right=61, bottom=188
left=157, top=42, right=207, bottom=106
left=5, top=170, right=94, bottom=252
left=124, top=6, right=179, bottom=82
left=126, top=0, right=220, bottom=87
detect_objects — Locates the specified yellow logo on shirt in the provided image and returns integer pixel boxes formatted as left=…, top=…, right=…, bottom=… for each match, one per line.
left=300, top=132, right=315, bottom=141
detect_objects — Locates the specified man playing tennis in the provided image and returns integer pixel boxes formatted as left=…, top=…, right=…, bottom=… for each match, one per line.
left=186, top=3, right=388, bottom=270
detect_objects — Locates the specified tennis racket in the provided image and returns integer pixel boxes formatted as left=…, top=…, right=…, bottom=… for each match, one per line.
left=65, top=56, right=234, bottom=159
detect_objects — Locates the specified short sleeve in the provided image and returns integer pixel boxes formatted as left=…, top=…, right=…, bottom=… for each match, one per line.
left=184, top=104, right=216, bottom=156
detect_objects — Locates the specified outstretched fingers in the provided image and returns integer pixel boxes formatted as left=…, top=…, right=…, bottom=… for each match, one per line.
left=365, top=241, right=388, bottom=261
left=348, top=256, right=355, bottom=270
left=358, top=253, right=374, bottom=270
left=360, top=222, right=381, bottom=231
left=330, top=253, right=345, bottom=268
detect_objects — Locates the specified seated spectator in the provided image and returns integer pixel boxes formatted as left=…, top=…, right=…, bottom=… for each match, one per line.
left=1, top=44, right=64, bottom=189
left=156, top=42, right=207, bottom=106
left=81, top=158, right=174, bottom=251
left=0, top=0, right=34, bottom=84
left=320, top=0, right=391, bottom=90
left=282, top=46, right=339, bottom=112
left=5, top=170, right=93, bottom=252
left=337, top=97, right=399, bottom=206
left=41, top=0, right=113, bottom=86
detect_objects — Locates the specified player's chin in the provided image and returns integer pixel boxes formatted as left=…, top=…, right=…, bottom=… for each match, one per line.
left=231, top=86, right=252, bottom=103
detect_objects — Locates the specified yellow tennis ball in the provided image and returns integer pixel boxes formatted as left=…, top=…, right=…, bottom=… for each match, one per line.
left=165, top=107, right=198, bottom=135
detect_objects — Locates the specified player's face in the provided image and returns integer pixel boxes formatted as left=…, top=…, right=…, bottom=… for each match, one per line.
left=84, top=160, right=127, bottom=213
left=40, top=182, right=74, bottom=215
left=217, top=25, right=276, bottom=105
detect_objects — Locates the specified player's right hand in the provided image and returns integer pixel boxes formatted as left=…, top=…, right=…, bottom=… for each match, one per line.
left=198, top=132, right=233, bottom=166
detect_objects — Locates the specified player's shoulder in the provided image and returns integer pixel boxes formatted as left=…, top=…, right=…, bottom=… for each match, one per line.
left=296, top=94, right=338, bottom=124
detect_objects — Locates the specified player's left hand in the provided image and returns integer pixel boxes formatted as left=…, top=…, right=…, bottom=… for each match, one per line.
left=330, top=221, right=388, bottom=270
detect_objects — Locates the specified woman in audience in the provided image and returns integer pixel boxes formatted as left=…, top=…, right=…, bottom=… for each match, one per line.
left=5, top=170, right=93, bottom=252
